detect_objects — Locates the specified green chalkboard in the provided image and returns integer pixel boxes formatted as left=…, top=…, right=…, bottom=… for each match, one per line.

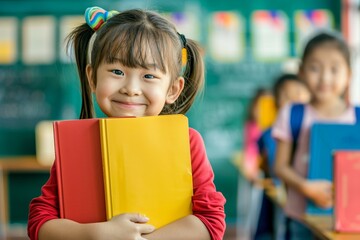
left=0, top=65, right=63, bottom=155
left=0, top=0, right=341, bottom=225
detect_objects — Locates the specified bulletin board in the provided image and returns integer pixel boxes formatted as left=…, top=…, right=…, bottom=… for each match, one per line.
left=0, top=0, right=341, bottom=225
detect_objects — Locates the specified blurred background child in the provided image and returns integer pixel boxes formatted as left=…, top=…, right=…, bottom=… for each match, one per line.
left=259, top=73, right=310, bottom=184
left=243, top=88, right=270, bottom=181
left=273, top=31, right=355, bottom=240
left=256, top=73, right=310, bottom=240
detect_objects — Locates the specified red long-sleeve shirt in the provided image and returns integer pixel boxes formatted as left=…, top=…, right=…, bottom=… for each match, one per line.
left=28, top=128, right=226, bottom=240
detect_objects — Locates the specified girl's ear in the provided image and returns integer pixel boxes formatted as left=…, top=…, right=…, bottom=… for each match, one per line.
left=166, top=77, right=185, bottom=104
left=86, top=64, right=96, bottom=92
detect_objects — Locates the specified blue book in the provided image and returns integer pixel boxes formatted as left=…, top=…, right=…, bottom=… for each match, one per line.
left=307, top=123, right=360, bottom=215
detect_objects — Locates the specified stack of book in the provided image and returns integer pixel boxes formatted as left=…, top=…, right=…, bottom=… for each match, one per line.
left=307, top=123, right=360, bottom=215
left=54, top=115, right=193, bottom=228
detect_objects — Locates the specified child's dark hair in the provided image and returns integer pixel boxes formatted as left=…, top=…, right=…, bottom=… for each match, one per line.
left=67, top=9, right=204, bottom=119
left=301, top=32, right=351, bottom=68
left=273, top=73, right=302, bottom=108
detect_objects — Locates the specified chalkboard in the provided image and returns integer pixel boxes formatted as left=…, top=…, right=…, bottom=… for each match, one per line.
left=0, top=65, right=63, bottom=155
left=0, top=0, right=341, bottom=224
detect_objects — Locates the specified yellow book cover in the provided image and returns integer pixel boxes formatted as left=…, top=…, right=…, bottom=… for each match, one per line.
left=99, top=114, right=193, bottom=228
left=257, top=95, right=277, bottom=130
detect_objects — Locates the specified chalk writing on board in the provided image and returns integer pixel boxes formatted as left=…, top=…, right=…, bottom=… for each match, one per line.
left=0, top=65, right=62, bottom=129
left=205, top=60, right=282, bottom=98
left=188, top=98, right=245, bottom=160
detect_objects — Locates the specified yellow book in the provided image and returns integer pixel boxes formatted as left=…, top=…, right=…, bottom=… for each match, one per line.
left=99, top=114, right=193, bottom=228
left=257, top=95, right=277, bottom=130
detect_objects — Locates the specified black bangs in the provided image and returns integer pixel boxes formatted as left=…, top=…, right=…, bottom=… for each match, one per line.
left=95, top=23, right=173, bottom=73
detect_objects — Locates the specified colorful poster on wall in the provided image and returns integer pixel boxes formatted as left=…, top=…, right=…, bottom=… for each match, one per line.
left=59, top=16, right=84, bottom=63
left=294, top=10, right=333, bottom=55
left=23, top=16, right=56, bottom=64
left=0, top=17, right=17, bottom=64
left=347, top=0, right=360, bottom=104
left=251, top=10, right=289, bottom=62
left=208, top=11, right=244, bottom=63
left=164, top=12, right=200, bottom=41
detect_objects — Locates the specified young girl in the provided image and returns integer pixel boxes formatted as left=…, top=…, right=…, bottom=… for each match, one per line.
left=243, top=88, right=269, bottom=181
left=257, top=73, right=310, bottom=240
left=273, top=32, right=354, bottom=239
left=28, top=7, right=226, bottom=240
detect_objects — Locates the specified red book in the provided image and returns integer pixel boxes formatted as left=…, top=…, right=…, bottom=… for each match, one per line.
left=54, top=119, right=106, bottom=223
left=334, top=151, right=360, bottom=232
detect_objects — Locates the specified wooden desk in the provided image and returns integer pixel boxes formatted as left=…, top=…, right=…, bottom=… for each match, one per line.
left=302, top=215, right=360, bottom=240
left=263, top=181, right=286, bottom=208
left=262, top=182, right=360, bottom=240
left=0, top=156, right=50, bottom=238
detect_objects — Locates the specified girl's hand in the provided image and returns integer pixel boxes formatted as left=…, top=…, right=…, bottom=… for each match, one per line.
left=94, top=213, right=155, bottom=240
left=302, top=180, right=333, bottom=209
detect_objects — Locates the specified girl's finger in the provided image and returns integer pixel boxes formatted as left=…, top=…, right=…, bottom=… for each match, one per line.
left=137, top=223, right=155, bottom=234
left=126, top=213, right=150, bottom=223
left=136, top=237, right=149, bottom=240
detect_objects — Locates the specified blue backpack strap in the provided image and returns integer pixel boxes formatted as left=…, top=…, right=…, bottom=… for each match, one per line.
left=355, top=106, right=360, bottom=122
left=290, top=104, right=305, bottom=142
left=290, top=104, right=305, bottom=165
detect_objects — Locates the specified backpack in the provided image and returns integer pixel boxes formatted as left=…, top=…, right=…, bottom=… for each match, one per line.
left=289, top=104, right=360, bottom=164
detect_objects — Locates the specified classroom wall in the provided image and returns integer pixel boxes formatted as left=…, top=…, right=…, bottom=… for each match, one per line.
left=0, top=0, right=341, bottom=225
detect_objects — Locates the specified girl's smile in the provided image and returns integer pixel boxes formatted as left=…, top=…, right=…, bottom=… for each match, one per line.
left=111, top=100, right=147, bottom=111
left=112, top=101, right=146, bottom=108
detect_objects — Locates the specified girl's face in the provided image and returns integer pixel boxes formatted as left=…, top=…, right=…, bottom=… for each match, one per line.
left=87, top=62, right=184, bottom=117
left=299, top=45, right=351, bottom=104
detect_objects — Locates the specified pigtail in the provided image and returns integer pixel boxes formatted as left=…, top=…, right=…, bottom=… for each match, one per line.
left=66, top=23, right=95, bottom=119
left=173, top=38, right=205, bottom=114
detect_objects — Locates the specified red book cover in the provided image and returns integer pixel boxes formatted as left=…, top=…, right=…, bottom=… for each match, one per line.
left=334, top=151, right=360, bottom=232
left=54, top=119, right=106, bottom=223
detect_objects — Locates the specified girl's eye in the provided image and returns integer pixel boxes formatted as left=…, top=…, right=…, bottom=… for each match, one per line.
left=308, top=65, right=320, bottom=73
left=111, top=69, right=124, bottom=76
left=144, top=74, right=155, bottom=79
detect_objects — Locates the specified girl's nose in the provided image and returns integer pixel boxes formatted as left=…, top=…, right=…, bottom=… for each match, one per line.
left=320, top=69, right=332, bottom=83
left=119, top=79, right=142, bottom=96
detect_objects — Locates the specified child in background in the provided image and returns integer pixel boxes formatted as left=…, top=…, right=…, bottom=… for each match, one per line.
left=256, top=73, right=310, bottom=240
left=259, top=73, right=310, bottom=184
left=243, top=88, right=269, bottom=181
left=28, top=7, right=225, bottom=240
left=238, top=88, right=270, bottom=239
left=273, top=32, right=355, bottom=239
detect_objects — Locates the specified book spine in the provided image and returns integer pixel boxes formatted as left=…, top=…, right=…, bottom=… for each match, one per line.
left=53, top=122, right=65, bottom=218
left=334, top=152, right=341, bottom=231
left=99, top=119, right=112, bottom=220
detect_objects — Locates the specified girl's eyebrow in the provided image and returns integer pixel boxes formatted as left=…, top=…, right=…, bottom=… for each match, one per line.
left=306, top=57, right=321, bottom=63
left=145, top=63, right=159, bottom=69
left=107, top=58, right=159, bottom=69
left=105, top=58, right=122, bottom=64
